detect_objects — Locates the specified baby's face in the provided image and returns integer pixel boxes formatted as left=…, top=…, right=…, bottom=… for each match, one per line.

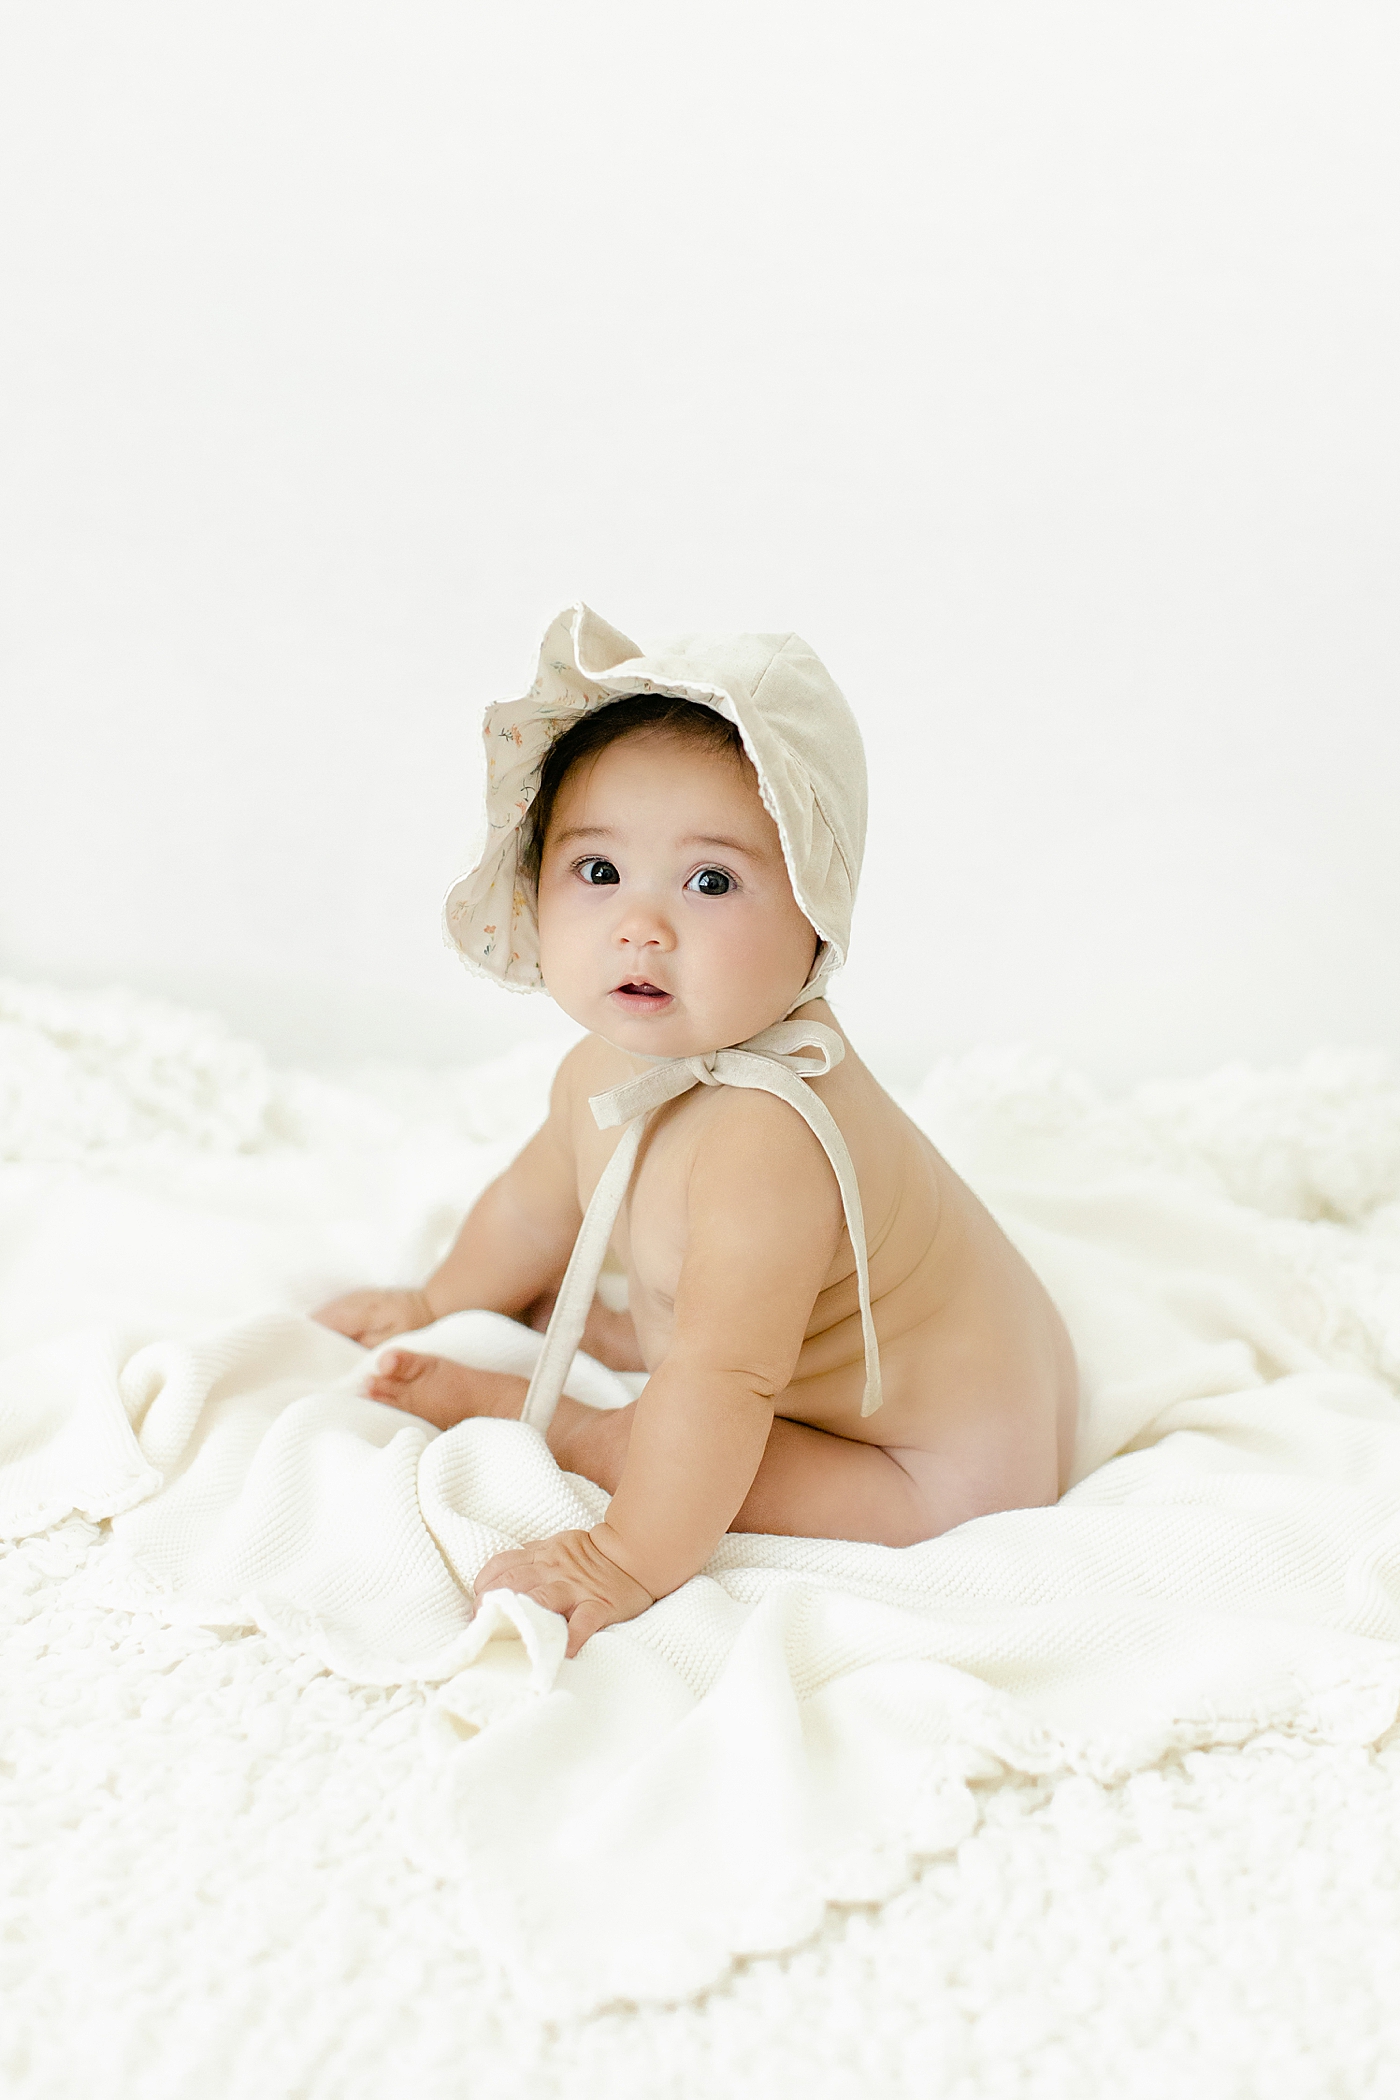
left=535, top=732, right=820, bottom=1057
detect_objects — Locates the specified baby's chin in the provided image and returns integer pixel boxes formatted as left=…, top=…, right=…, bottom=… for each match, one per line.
left=587, top=996, right=794, bottom=1060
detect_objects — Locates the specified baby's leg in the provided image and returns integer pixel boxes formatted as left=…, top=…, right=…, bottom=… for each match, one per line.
left=728, top=1420, right=938, bottom=1546
left=367, top=1352, right=634, bottom=1484
left=366, top=1352, right=531, bottom=1432
left=370, top=1357, right=936, bottom=1547
left=365, top=1293, right=643, bottom=1432
left=551, top=1404, right=936, bottom=1549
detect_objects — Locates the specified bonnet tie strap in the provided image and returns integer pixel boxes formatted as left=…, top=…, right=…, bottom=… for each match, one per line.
left=519, top=1018, right=882, bottom=1433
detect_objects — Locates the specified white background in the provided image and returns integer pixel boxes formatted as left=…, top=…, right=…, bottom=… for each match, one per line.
left=2, top=2, right=1396, bottom=1085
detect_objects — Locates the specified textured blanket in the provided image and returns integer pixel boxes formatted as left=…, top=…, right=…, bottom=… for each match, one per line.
left=3, top=979, right=1400, bottom=2016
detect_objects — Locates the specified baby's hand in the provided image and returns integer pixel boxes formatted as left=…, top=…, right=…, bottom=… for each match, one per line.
left=474, top=1529, right=654, bottom=1657
left=311, top=1286, right=434, bottom=1349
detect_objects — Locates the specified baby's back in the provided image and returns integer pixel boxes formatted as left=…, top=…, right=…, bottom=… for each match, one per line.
left=787, top=1026, right=1079, bottom=1511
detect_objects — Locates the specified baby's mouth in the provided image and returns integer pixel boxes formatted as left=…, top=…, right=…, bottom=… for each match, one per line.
left=610, top=980, right=673, bottom=1008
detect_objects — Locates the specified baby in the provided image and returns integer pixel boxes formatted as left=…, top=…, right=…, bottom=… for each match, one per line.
left=314, top=608, right=1077, bottom=1655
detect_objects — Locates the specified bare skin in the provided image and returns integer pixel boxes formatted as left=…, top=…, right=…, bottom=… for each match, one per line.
left=315, top=733, right=1078, bottom=1654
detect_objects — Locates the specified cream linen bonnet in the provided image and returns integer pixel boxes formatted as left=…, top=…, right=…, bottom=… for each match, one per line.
left=442, top=602, right=866, bottom=1014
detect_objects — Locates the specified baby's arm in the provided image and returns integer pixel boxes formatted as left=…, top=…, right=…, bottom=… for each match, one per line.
left=593, top=1099, right=843, bottom=1593
left=476, top=1093, right=843, bottom=1645
left=313, top=1051, right=587, bottom=1346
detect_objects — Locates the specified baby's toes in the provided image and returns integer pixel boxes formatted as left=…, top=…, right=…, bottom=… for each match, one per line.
left=367, top=1352, right=438, bottom=1402
left=366, top=1349, right=453, bottom=1419
left=366, top=1347, right=424, bottom=1394
left=381, top=1348, right=423, bottom=1375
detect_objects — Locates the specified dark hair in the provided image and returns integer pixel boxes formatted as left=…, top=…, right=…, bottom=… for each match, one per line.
left=518, top=695, right=746, bottom=887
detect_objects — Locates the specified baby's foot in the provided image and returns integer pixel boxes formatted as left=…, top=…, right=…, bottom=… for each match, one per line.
left=366, top=1351, right=528, bottom=1433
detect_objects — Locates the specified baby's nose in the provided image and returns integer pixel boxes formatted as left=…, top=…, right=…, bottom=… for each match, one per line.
left=615, top=900, right=676, bottom=948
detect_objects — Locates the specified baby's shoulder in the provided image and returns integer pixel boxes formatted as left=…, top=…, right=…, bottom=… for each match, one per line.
left=682, top=1080, right=846, bottom=1217
left=547, top=1033, right=632, bottom=1128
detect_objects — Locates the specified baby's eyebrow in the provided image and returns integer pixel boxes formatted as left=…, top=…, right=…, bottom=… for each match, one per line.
left=548, top=825, right=762, bottom=857
left=681, top=834, right=762, bottom=856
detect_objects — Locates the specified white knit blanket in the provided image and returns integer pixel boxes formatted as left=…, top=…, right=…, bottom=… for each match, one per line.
left=4, top=979, right=1400, bottom=2015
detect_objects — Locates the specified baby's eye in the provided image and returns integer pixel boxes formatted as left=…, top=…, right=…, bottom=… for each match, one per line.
left=686, top=867, right=733, bottom=897
left=577, top=857, right=620, bottom=886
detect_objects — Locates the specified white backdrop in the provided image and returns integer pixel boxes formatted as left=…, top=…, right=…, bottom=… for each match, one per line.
left=2, top=2, right=1396, bottom=1085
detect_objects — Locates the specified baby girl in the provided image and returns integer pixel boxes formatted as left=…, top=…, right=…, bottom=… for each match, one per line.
left=314, top=607, right=1077, bottom=1654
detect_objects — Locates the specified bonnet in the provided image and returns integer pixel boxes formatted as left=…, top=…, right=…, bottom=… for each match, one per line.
left=443, top=602, right=867, bottom=1010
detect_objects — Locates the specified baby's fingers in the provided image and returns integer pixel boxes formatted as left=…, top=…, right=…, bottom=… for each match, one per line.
left=471, top=1531, right=653, bottom=1656
left=312, top=1287, right=429, bottom=1347
left=311, top=1296, right=366, bottom=1337
left=562, top=1598, right=619, bottom=1658
left=477, top=1567, right=621, bottom=1652
left=474, top=1550, right=534, bottom=1595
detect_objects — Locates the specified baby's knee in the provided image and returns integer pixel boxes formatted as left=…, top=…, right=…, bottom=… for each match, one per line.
left=548, top=1399, right=632, bottom=1493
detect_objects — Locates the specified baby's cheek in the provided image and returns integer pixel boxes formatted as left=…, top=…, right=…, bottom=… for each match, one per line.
left=538, top=910, right=595, bottom=1010
left=712, top=917, right=810, bottom=1033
